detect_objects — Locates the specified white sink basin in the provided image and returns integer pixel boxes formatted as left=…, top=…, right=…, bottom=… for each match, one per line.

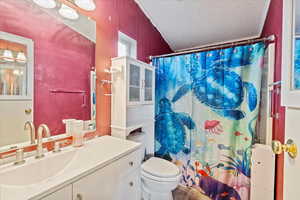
left=0, top=136, right=140, bottom=200
left=0, top=150, right=76, bottom=186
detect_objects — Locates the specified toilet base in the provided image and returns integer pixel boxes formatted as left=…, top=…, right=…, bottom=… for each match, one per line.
left=142, top=186, right=173, bottom=200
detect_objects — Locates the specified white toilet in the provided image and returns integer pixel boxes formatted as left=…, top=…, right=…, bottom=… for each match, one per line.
left=127, top=132, right=181, bottom=200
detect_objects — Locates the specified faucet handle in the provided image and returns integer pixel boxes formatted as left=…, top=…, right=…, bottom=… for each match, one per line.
left=14, top=149, right=25, bottom=165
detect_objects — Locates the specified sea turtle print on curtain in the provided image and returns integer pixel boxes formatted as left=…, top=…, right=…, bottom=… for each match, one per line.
left=153, top=42, right=266, bottom=200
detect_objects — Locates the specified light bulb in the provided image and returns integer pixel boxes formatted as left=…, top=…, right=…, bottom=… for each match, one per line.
left=16, top=52, right=27, bottom=63
left=74, top=0, right=96, bottom=11
left=32, top=0, right=56, bottom=9
left=59, top=4, right=79, bottom=20
left=2, top=50, right=14, bottom=62
left=13, top=70, right=20, bottom=76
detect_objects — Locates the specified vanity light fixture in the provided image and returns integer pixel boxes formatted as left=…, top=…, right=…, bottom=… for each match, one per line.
left=16, top=52, right=27, bottom=63
left=32, top=0, right=57, bottom=9
left=13, top=69, right=21, bottom=76
left=74, top=0, right=96, bottom=11
left=58, top=4, right=79, bottom=20
left=2, top=49, right=14, bottom=62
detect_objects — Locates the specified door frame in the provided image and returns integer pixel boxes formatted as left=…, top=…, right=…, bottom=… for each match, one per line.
left=281, top=0, right=300, bottom=107
left=276, top=0, right=296, bottom=199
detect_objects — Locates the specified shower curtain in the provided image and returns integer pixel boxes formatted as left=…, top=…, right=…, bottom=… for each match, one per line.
left=153, top=42, right=266, bottom=200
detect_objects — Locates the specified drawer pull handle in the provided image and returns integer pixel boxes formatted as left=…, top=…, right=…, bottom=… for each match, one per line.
left=76, top=194, right=83, bottom=200
left=129, top=161, right=134, bottom=166
left=129, top=181, right=134, bottom=187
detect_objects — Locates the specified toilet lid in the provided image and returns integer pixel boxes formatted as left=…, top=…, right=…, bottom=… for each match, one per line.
left=142, top=157, right=180, bottom=178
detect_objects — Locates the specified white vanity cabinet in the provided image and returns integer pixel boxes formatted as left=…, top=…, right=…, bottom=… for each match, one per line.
left=40, top=186, right=72, bottom=200
left=72, top=166, right=140, bottom=200
left=72, top=151, right=141, bottom=200
left=112, top=56, right=155, bottom=106
left=39, top=149, right=141, bottom=200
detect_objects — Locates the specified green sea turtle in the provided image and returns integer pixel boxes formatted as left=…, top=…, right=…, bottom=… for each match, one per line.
left=155, top=98, right=195, bottom=158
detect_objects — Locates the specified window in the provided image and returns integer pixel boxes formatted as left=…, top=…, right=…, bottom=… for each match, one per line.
left=118, top=31, right=137, bottom=58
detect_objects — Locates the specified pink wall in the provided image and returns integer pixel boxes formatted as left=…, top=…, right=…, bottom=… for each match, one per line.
left=261, top=0, right=285, bottom=199
left=66, top=0, right=173, bottom=134
left=0, top=0, right=95, bottom=135
left=0, top=0, right=172, bottom=136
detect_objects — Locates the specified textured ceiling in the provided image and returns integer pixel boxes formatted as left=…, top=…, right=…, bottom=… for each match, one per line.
left=135, top=0, right=271, bottom=51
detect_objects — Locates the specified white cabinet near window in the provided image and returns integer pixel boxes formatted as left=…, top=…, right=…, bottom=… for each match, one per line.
left=111, top=56, right=155, bottom=153
left=143, top=66, right=154, bottom=103
left=128, top=63, right=154, bottom=105
left=111, top=56, right=155, bottom=106
left=128, top=61, right=154, bottom=105
left=128, top=63, right=142, bottom=104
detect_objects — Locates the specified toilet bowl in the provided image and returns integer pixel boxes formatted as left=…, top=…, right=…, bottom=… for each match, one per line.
left=141, top=157, right=181, bottom=200
left=126, top=132, right=181, bottom=200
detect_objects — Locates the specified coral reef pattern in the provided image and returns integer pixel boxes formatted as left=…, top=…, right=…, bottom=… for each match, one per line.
left=153, top=42, right=266, bottom=200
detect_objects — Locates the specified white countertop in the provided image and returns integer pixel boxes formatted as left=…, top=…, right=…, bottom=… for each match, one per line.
left=0, top=136, right=141, bottom=200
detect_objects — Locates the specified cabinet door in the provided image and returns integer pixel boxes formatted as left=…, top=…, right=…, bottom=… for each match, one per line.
left=116, top=169, right=141, bottom=200
left=128, top=63, right=142, bottom=105
left=73, top=165, right=119, bottom=200
left=143, top=66, right=154, bottom=104
left=73, top=165, right=140, bottom=200
left=40, top=185, right=72, bottom=200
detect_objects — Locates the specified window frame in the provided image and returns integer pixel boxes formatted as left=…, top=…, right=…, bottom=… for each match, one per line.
left=118, top=31, right=137, bottom=59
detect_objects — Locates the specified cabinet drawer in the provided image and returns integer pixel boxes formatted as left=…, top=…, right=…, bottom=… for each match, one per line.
left=115, top=148, right=142, bottom=175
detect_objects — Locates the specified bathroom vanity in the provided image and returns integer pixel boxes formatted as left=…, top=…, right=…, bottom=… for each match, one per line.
left=0, top=136, right=142, bottom=200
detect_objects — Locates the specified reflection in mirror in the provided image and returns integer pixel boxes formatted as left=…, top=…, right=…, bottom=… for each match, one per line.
left=0, top=33, right=33, bottom=148
left=0, top=0, right=96, bottom=150
left=0, top=40, right=28, bottom=97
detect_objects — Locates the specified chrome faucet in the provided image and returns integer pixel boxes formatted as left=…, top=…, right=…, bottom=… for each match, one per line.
left=36, top=124, right=50, bottom=159
left=24, top=121, right=36, bottom=145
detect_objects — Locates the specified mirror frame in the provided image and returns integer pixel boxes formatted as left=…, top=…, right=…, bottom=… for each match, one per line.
left=0, top=31, right=34, bottom=101
left=281, top=0, right=300, bottom=107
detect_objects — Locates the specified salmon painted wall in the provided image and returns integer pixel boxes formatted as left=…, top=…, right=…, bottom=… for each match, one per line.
left=64, top=0, right=173, bottom=134
left=261, top=0, right=285, bottom=199
left=0, top=0, right=95, bottom=135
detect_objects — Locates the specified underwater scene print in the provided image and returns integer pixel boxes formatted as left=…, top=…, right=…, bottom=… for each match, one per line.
left=153, top=42, right=266, bottom=200
left=294, top=39, right=300, bottom=89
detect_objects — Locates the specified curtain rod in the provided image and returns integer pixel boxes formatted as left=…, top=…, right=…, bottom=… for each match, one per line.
left=149, top=35, right=275, bottom=60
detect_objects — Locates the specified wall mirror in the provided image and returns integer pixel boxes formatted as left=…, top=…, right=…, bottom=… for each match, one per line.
left=0, top=0, right=96, bottom=150
left=282, top=0, right=300, bottom=107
